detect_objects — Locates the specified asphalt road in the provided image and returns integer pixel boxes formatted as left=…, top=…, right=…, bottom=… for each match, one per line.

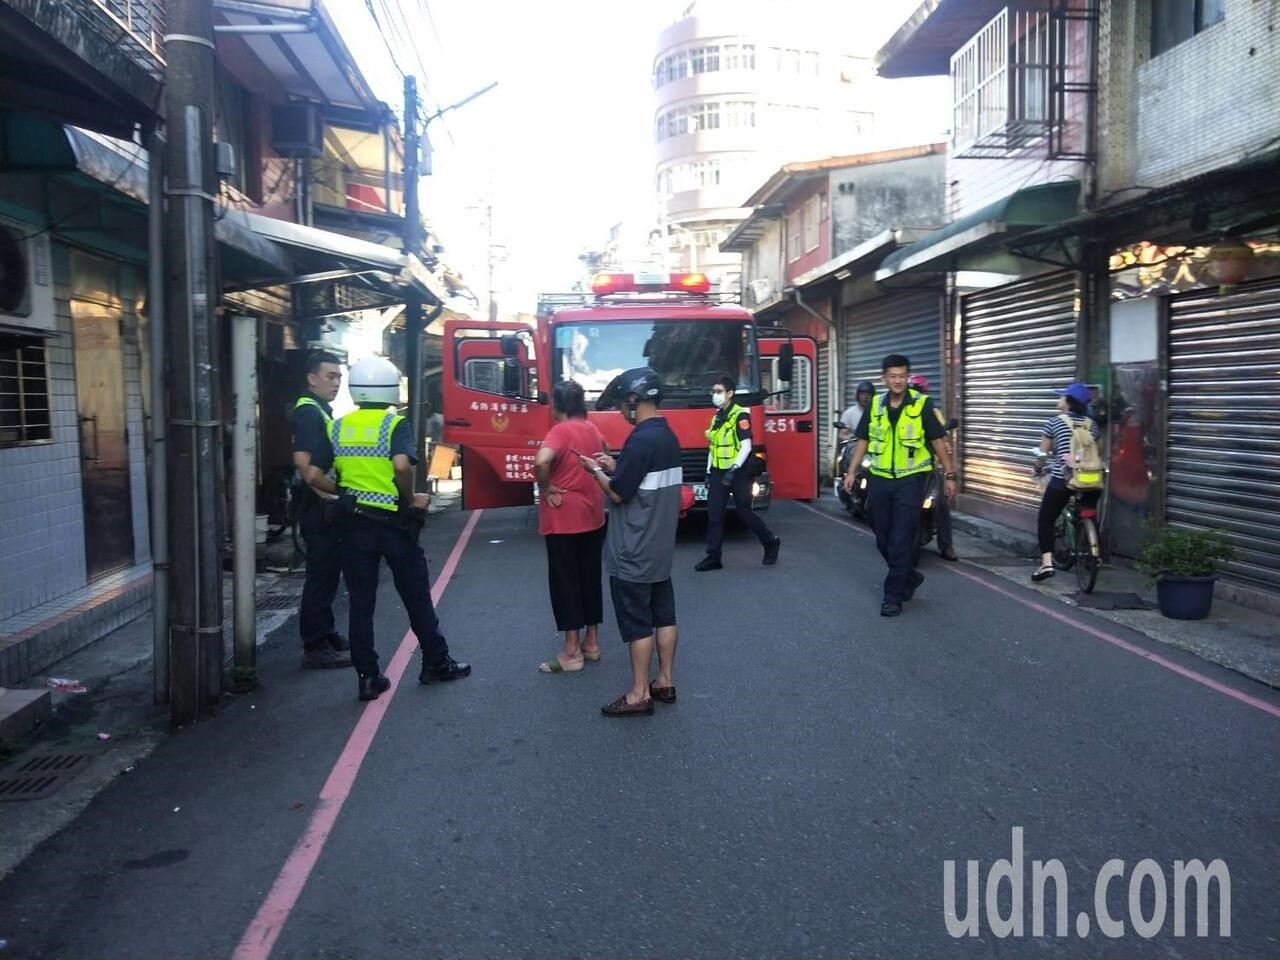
left=0, top=501, right=1276, bottom=959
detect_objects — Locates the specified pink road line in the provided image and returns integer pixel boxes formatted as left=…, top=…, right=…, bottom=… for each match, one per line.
left=795, top=500, right=1280, bottom=720
left=232, top=509, right=484, bottom=960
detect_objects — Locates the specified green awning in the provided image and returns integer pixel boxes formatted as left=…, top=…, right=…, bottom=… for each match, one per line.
left=876, top=180, right=1081, bottom=280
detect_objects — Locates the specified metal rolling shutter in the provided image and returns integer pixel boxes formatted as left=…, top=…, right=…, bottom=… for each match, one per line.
left=817, top=338, right=831, bottom=476
left=843, top=291, right=942, bottom=404
left=1166, top=279, right=1280, bottom=591
left=961, top=272, right=1078, bottom=510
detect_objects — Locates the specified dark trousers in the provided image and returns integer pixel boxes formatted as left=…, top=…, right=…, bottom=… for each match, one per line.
left=545, top=526, right=605, bottom=631
left=1036, top=478, right=1100, bottom=554
left=706, top=467, right=774, bottom=559
left=299, top=507, right=343, bottom=651
left=867, top=472, right=927, bottom=603
left=340, top=516, right=448, bottom=677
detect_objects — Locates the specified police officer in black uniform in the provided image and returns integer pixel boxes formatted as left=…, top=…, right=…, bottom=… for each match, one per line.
left=291, top=351, right=350, bottom=669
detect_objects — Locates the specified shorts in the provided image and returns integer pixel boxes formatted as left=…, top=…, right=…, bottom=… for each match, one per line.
left=609, top=576, right=677, bottom=643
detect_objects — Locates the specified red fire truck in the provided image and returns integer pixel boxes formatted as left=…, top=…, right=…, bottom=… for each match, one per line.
left=442, top=271, right=818, bottom=510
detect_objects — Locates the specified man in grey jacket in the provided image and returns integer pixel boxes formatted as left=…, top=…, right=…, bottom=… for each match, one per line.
left=578, top=367, right=682, bottom=718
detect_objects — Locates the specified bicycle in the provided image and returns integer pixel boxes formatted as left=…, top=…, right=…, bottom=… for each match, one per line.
left=1051, top=492, right=1101, bottom=593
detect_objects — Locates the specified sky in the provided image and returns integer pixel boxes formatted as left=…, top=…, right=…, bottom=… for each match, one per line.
left=329, top=0, right=949, bottom=315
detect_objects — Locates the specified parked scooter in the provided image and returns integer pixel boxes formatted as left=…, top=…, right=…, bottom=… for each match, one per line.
left=833, top=419, right=871, bottom=520
left=917, top=417, right=960, bottom=546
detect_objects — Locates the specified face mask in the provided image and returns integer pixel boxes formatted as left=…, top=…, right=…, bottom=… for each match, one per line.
left=711, top=390, right=727, bottom=408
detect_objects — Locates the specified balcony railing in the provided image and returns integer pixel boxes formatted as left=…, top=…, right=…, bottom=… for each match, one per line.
left=82, top=0, right=166, bottom=71
left=950, top=7, right=1051, bottom=158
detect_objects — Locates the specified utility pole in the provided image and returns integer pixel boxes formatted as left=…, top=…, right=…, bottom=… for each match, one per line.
left=163, top=0, right=224, bottom=723
left=402, top=75, right=426, bottom=467
left=486, top=198, right=497, bottom=322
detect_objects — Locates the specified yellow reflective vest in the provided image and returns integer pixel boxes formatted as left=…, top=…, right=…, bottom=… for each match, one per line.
left=294, top=394, right=333, bottom=430
left=706, top=403, right=747, bottom=470
left=330, top=407, right=403, bottom=511
left=867, top=389, right=933, bottom=479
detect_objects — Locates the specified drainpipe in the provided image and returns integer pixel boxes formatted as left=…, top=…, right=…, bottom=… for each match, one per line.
left=147, top=128, right=169, bottom=705
left=790, top=285, right=840, bottom=409
left=230, top=314, right=258, bottom=671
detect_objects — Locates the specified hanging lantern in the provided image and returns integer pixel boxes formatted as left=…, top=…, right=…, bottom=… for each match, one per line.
left=1207, top=236, right=1253, bottom=290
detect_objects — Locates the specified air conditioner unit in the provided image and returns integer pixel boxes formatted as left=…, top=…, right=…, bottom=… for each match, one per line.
left=747, top=277, right=776, bottom=306
left=0, top=217, right=56, bottom=332
left=271, top=103, right=324, bottom=158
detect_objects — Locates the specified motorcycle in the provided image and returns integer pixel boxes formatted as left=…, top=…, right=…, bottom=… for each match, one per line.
left=916, top=417, right=960, bottom=547
left=833, top=420, right=871, bottom=520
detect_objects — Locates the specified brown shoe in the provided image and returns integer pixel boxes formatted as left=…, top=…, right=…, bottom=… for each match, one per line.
left=648, top=681, right=676, bottom=704
left=939, top=547, right=959, bottom=561
left=601, top=694, right=654, bottom=717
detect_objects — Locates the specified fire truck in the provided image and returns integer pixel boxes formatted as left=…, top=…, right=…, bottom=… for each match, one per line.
left=441, top=271, right=818, bottom=510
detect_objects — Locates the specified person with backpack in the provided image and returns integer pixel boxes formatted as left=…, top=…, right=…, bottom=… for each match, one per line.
left=1032, top=382, right=1104, bottom=582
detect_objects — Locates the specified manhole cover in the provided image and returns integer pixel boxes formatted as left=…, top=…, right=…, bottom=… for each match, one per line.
left=1069, top=591, right=1155, bottom=611
left=256, top=593, right=299, bottom=611
left=0, top=750, right=98, bottom=801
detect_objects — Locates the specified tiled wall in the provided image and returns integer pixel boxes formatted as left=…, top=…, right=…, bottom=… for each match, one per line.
left=0, top=242, right=88, bottom=620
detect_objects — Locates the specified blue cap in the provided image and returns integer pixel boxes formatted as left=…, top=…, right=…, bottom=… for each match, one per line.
left=1054, top=382, right=1091, bottom=406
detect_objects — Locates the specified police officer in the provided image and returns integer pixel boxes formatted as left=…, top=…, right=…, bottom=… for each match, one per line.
left=694, top=374, right=781, bottom=571
left=311, top=356, right=470, bottom=701
left=843, top=354, right=957, bottom=617
left=292, top=351, right=351, bottom=669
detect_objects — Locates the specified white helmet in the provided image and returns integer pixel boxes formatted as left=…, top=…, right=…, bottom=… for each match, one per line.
left=348, top=356, right=402, bottom=406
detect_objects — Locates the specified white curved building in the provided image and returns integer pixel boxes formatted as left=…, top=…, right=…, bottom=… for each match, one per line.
left=653, top=0, right=876, bottom=289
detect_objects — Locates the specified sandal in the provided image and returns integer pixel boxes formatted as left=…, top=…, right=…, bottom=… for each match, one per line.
left=1031, top=565, right=1055, bottom=582
left=581, top=648, right=602, bottom=662
left=601, top=694, right=654, bottom=717
left=648, top=681, right=676, bottom=704
left=538, top=655, right=584, bottom=674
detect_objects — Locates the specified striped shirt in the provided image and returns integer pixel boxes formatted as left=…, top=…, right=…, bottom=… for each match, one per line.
left=605, top=416, right=682, bottom=582
left=1043, top=414, right=1099, bottom=479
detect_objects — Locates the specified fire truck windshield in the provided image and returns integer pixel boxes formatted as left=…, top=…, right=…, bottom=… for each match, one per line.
left=553, top=320, right=760, bottom=408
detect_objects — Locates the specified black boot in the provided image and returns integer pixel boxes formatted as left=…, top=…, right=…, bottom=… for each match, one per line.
left=420, top=655, right=472, bottom=684
left=358, top=673, right=391, bottom=701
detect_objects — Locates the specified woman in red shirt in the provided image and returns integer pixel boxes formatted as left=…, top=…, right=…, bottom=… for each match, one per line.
left=535, top=380, right=607, bottom=673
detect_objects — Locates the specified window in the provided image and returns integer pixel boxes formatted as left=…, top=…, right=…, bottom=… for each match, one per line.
left=786, top=211, right=801, bottom=262
left=215, top=71, right=252, bottom=196
left=723, top=43, right=755, bottom=70
left=782, top=48, right=801, bottom=74
left=803, top=51, right=820, bottom=76
left=803, top=194, right=821, bottom=253
left=1151, top=0, right=1225, bottom=55
left=665, top=51, right=688, bottom=83
left=690, top=45, right=720, bottom=74
left=725, top=100, right=757, bottom=128
left=0, top=334, right=52, bottom=446
left=691, top=102, right=720, bottom=132
left=762, top=355, right=812, bottom=414
left=950, top=7, right=1052, bottom=152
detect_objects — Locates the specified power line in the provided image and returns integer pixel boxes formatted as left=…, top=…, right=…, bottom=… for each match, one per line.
left=363, top=0, right=406, bottom=78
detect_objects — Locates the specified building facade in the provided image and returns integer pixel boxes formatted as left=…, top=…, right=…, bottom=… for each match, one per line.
left=871, top=0, right=1280, bottom=607
left=652, top=0, right=877, bottom=292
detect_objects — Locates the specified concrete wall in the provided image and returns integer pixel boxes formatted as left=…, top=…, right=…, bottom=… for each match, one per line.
left=829, top=152, right=946, bottom=255
left=1099, top=0, right=1280, bottom=195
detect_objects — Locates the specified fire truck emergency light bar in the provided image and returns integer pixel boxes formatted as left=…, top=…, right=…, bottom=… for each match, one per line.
left=591, top=271, right=712, bottom=296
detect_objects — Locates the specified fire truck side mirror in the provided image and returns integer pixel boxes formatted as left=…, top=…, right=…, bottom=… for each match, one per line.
left=776, top=343, right=794, bottom=388
left=502, top=357, right=521, bottom=396
left=500, top=335, right=520, bottom=358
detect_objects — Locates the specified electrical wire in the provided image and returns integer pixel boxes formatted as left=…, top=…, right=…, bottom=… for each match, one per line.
left=364, top=0, right=407, bottom=78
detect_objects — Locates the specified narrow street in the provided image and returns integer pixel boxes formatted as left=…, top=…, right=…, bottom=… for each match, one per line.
left=0, top=502, right=1276, bottom=959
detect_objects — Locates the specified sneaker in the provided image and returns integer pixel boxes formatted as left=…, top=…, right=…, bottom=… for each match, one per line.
left=880, top=602, right=903, bottom=617
left=302, top=647, right=352, bottom=669
left=762, top=537, right=781, bottom=565
left=904, top=571, right=925, bottom=601
left=329, top=633, right=350, bottom=652
left=694, top=555, right=723, bottom=572
left=1031, top=565, right=1055, bottom=582
left=939, top=547, right=959, bottom=562
left=420, top=655, right=472, bottom=684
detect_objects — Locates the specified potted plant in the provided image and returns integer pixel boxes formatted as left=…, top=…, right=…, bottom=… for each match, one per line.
left=1138, top=524, right=1238, bottom=620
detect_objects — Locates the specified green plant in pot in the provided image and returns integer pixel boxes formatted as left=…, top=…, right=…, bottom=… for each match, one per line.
left=1138, top=524, right=1237, bottom=621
